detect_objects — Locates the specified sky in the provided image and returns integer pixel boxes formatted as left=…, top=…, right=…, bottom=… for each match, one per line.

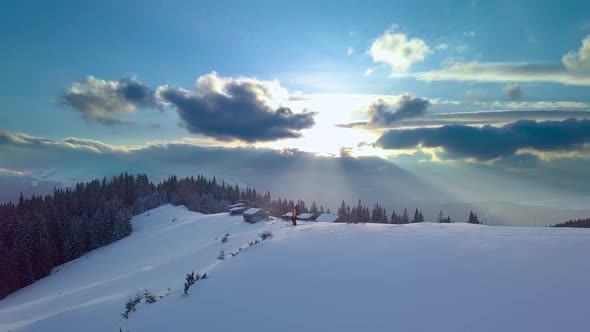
left=1, top=0, right=590, bottom=218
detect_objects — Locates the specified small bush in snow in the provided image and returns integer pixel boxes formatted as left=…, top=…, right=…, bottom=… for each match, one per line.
left=184, top=271, right=197, bottom=296
left=142, top=289, right=157, bottom=304
left=260, top=231, right=273, bottom=240
left=217, top=250, right=225, bottom=260
left=184, top=271, right=206, bottom=296
left=221, top=233, right=230, bottom=243
left=122, top=293, right=142, bottom=319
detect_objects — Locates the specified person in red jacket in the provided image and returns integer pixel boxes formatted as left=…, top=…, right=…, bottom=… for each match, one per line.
left=291, top=206, right=297, bottom=226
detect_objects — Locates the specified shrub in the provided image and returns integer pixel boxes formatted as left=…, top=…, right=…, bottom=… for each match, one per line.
left=217, top=250, right=225, bottom=260
left=184, top=271, right=206, bottom=296
left=221, top=233, right=230, bottom=243
left=122, top=293, right=142, bottom=319
left=142, top=289, right=157, bottom=304
left=260, top=231, right=273, bottom=240
left=184, top=271, right=196, bottom=296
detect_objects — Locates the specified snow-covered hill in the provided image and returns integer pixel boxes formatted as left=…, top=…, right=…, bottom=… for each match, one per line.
left=1, top=205, right=590, bottom=332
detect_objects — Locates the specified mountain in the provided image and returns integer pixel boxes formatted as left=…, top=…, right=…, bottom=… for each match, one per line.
left=0, top=174, right=61, bottom=203
left=1, top=205, right=590, bottom=332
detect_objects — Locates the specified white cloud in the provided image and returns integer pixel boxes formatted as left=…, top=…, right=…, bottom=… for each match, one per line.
left=562, top=35, right=590, bottom=72
left=368, top=28, right=430, bottom=72
left=463, top=30, right=476, bottom=37
left=347, top=47, right=355, bottom=56
left=402, top=36, right=590, bottom=86
left=435, top=43, right=449, bottom=51
left=364, top=68, right=375, bottom=77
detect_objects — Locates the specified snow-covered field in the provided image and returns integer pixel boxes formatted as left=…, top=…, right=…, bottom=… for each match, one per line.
left=2, top=205, right=590, bottom=332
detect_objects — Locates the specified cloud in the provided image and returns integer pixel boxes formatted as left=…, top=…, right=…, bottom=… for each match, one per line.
left=368, top=28, right=430, bottom=72
left=0, top=130, right=447, bottom=201
left=375, top=119, right=590, bottom=160
left=367, top=94, right=430, bottom=127
left=503, top=84, right=523, bottom=100
left=562, top=35, right=590, bottom=72
left=61, top=76, right=156, bottom=125
left=463, top=30, right=476, bottom=37
left=347, top=47, right=355, bottom=56
left=364, top=68, right=375, bottom=77
left=405, top=36, right=590, bottom=86
left=344, top=109, right=590, bottom=129
left=339, top=147, right=353, bottom=157
left=463, top=89, right=489, bottom=102
left=157, top=72, right=316, bottom=142
left=435, top=43, right=449, bottom=51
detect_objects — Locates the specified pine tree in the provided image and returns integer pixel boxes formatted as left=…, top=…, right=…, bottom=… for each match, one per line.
left=391, top=211, right=398, bottom=224
left=412, top=208, right=420, bottom=223
left=337, top=201, right=347, bottom=221
left=310, top=201, right=319, bottom=215
left=112, top=209, right=132, bottom=240
left=13, top=217, right=34, bottom=286
left=468, top=210, right=480, bottom=224
left=401, top=209, right=409, bottom=224
left=0, top=239, right=17, bottom=298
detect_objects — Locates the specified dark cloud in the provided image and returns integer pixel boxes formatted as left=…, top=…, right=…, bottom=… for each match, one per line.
left=117, top=78, right=157, bottom=108
left=368, top=94, right=430, bottom=127
left=337, top=110, right=590, bottom=129
left=158, top=74, right=316, bottom=142
left=61, top=76, right=156, bottom=125
left=503, top=84, right=523, bottom=100
left=375, top=119, right=590, bottom=160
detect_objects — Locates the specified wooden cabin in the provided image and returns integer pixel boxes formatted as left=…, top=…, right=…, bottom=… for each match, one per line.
left=229, top=206, right=247, bottom=215
left=243, top=208, right=270, bottom=223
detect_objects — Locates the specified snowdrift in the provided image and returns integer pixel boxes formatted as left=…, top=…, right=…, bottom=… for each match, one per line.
left=1, top=205, right=590, bottom=332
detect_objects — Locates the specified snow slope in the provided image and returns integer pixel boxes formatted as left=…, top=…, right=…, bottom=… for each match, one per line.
left=1, top=205, right=590, bottom=332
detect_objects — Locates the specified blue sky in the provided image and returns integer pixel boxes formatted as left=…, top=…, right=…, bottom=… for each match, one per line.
left=1, top=0, right=590, bottom=210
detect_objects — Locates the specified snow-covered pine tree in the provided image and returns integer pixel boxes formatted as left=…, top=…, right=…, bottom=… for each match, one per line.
left=401, top=209, right=409, bottom=224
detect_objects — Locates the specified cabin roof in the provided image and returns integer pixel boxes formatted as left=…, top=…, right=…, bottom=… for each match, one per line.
left=243, top=208, right=262, bottom=215
left=315, top=213, right=340, bottom=222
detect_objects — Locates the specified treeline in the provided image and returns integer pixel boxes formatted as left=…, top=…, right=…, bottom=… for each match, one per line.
left=334, top=200, right=482, bottom=225
left=0, top=173, right=313, bottom=300
left=552, top=218, right=590, bottom=228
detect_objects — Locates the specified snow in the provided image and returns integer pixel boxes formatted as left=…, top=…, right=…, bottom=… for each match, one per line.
left=229, top=206, right=246, bottom=212
left=315, top=213, right=339, bottom=222
left=242, top=207, right=261, bottom=215
left=2, top=205, right=590, bottom=332
left=297, top=213, right=315, bottom=220
left=229, top=203, right=244, bottom=208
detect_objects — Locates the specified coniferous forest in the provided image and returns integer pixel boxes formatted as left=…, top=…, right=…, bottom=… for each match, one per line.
left=552, top=218, right=590, bottom=228
left=0, top=173, right=302, bottom=299
left=0, top=172, right=479, bottom=299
